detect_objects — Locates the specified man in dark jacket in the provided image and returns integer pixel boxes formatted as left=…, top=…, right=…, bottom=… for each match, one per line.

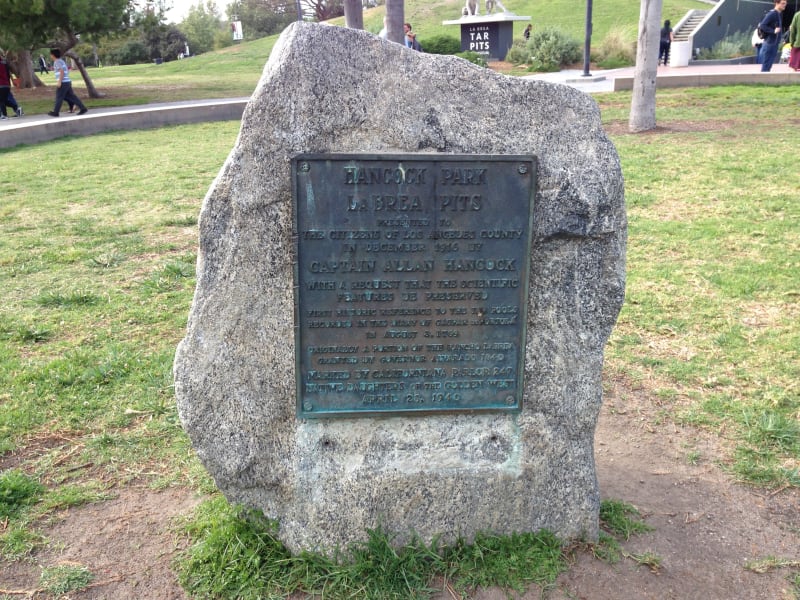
left=759, top=0, right=787, bottom=72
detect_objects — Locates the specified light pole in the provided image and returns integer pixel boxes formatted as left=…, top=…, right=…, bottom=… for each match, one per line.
left=582, top=0, right=593, bottom=77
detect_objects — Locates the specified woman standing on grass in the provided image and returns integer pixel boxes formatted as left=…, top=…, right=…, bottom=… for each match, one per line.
left=789, top=10, right=800, bottom=71
left=47, top=48, right=87, bottom=117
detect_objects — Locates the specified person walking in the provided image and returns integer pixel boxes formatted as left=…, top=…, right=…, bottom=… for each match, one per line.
left=523, top=24, right=532, bottom=41
left=37, top=54, right=48, bottom=74
left=3, top=88, right=24, bottom=117
left=659, top=20, right=674, bottom=66
left=0, top=52, right=12, bottom=120
left=47, top=48, right=87, bottom=117
left=788, top=9, right=800, bottom=71
left=758, top=0, right=788, bottom=72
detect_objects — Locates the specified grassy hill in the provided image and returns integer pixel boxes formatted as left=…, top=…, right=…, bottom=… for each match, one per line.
left=13, top=0, right=709, bottom=114
left=368, top=0, right=710, bottom=42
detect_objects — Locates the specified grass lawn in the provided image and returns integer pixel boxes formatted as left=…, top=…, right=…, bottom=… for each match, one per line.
left=1, top=16, right=798, bottom=596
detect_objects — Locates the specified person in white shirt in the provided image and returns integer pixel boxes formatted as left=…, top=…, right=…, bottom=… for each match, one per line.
left=47, top=48, right=87, bottom=117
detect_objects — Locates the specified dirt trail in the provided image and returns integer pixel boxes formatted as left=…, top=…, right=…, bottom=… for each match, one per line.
left=2, top=379, right=798, bottom=599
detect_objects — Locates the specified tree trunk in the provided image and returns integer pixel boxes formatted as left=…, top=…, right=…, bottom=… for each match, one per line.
left=344, top=0, right=364, bottom=29
left=64, top=48, right=105, bottom=99
left=385, top=0, right=404, bottom=44
left=8, top=50, right=45, bottom=88
left=629, top=0, right=662, bottom=133
left=59, top=31, right=105, bottom=99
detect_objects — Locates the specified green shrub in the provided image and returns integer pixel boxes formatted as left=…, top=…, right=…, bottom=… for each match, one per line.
left=422, top=34, right=461, bottom=55
left=696, top=30, right=752, bottom=59
left=110, top=40, right=149, bottom=65
left=593, top=26, right=636, bottom=68
left=505, top=39, right=530, bottom=65
left=455, top=51, right=488, bottom=67
left=527, top=27, right=581, bottom=72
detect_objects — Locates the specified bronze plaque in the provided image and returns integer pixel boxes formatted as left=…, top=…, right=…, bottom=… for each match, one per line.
left=293, top=154, right=536, bottom=418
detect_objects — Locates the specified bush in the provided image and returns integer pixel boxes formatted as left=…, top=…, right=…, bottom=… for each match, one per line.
left=109, top=40, right=149, bottom=65
left=696, top=30, right=752, bottom=59
left=505, top=39, right=530, bottom=65
left=423, top=34, right=461, bottom=55
left=593, top=26, right=635, bottom=68
left=455, top=51, right=488, bottom=67
left=527, top=27, right=581, bottom=72
left=73, top=42, right=99, bottom=67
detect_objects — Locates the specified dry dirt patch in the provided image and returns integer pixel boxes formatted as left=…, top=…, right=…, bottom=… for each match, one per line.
left=1, top=487, right=199, bottom=599
left=1, top=379, right=798, bottom=599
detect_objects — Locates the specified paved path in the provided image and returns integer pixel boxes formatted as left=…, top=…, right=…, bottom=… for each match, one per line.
left=0, top=97, right=248, bottom=149
left=2, top=63, right=797, bottom=149
left=525, top=62, right=799, bottom=93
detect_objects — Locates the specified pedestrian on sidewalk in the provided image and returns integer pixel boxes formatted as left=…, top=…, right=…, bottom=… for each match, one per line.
left=758, top=0, right=787, bottom=72
left=48, top=48, right=87, bottom=117
left=3, top=88, right=24, bottom=117
left=659, top=20, right=674, bottom=66
left=788, top=9, right=800, bottom=71
left=0, top=52, right=12, bottom=120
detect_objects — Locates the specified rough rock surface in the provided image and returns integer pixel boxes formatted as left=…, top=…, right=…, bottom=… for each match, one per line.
left=174, top=21, right=626, bottom=554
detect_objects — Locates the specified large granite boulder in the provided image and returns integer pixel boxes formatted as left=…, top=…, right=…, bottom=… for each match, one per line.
left=174, top=21, right=626, bottom=554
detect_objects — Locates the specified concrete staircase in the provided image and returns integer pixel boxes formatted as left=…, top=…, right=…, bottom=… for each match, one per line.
left=668, top=9, right=710, bottom=66
left=673, top=10, right=709, bottom=42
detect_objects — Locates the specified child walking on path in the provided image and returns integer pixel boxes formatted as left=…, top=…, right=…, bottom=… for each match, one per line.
left=48, top=48, right=87, bottom=117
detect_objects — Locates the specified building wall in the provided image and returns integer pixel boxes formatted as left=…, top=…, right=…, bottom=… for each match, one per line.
left=691, top=0, right=796, bottom=53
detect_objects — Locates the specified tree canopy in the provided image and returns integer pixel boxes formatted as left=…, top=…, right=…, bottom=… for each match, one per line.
left=182, top=1, right=226, bottom=54
left=229, top=0, right=297, bottom=39
left=0, top=0, right=132, bottom=91
left=0, top=0, right=132, bottom=49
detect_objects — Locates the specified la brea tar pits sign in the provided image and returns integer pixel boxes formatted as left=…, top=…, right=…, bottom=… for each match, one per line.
left=464, top=24, right=495, bottom=54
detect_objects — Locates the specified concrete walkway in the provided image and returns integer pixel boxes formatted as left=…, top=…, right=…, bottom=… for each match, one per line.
left=525, top=62, right=799, bottom=93
left=1, top=63, right=796, bottom=149
left=0, top=97, right=248, bottom=149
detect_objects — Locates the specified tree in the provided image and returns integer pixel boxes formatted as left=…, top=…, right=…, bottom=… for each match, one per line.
left=0, top=0, right=133, bottom=96
left=227, top=0, right=296, bottom=39
left=384, top=0, right=404, bottom=43
left=3, top=50, right=42, bottom=89
left=138, top=11, right=189, bottom=62
left=139, top=10, right=169, bottom=60
left=163, top=26, right=191, bottom=60
left=299, top=0, right=344, bottom=22
left=181, top=1, right=224, bottom=54
left=629, top=0, right=662, bottom=132
left=344, top=0, right=363, bottom=29
left=0, top=2, right=53, bottom=88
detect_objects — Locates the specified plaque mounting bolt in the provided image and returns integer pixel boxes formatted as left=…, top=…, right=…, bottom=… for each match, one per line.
left=303, top=402, right=313, bottom=411
left=518, top=164, right=528, bottom=175
left=505, top=396, right=516, bottom=406
left=299, top=162, right=310, bottom=172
